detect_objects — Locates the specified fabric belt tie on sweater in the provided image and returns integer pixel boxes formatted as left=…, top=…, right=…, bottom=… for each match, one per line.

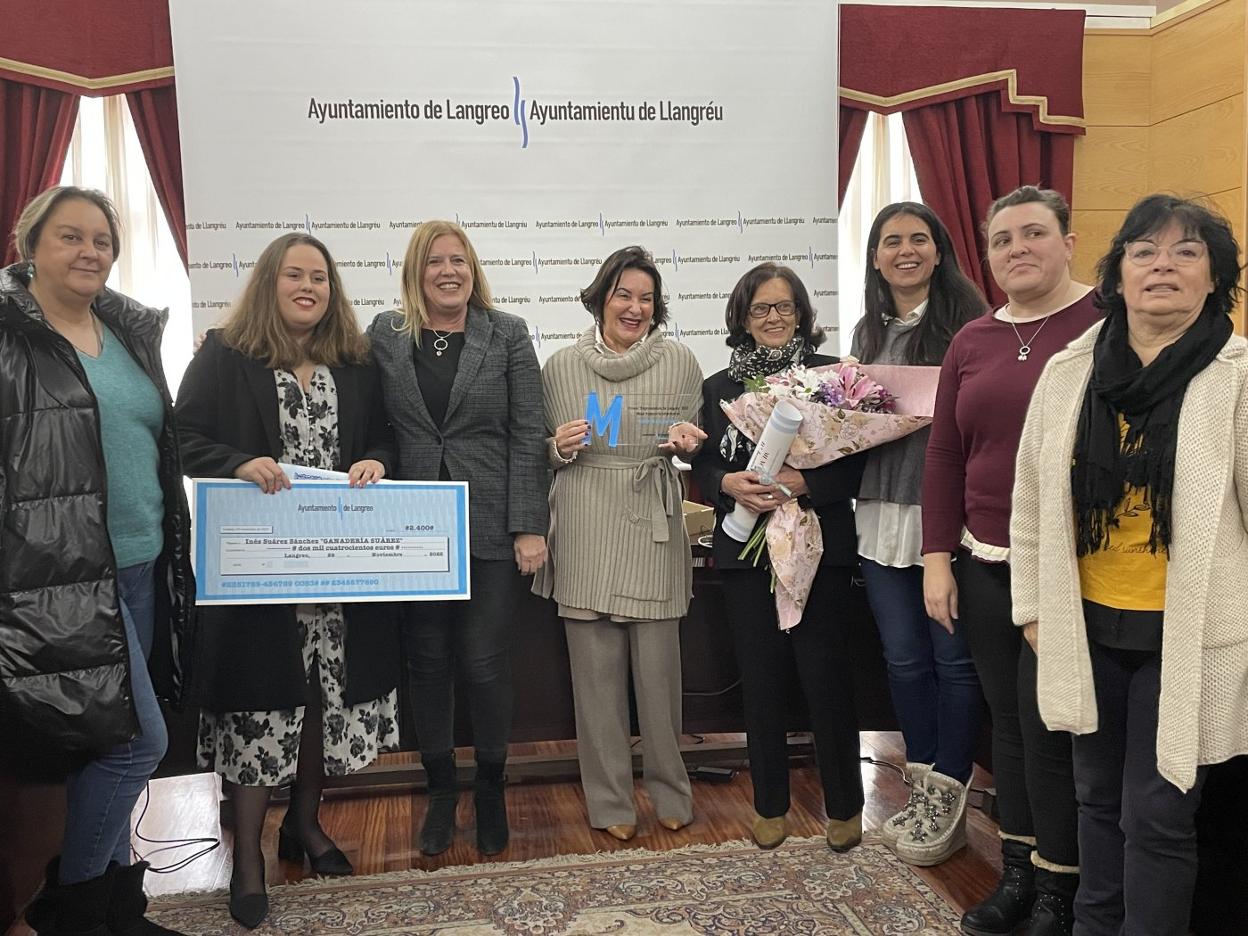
left=577, top=451, right=677, bottom=543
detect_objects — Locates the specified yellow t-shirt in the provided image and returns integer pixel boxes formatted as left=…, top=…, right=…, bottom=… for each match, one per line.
left=1076, top=419, right=1168, bottom=611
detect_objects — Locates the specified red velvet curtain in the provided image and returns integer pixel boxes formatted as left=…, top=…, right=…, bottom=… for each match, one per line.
left=0, top=78, right=79, bottom=266
left=127, top=86, right=187, bottom=268
left=838, top=105, right=868, bottom=208
left=902, top=92, right=1075, bottom=307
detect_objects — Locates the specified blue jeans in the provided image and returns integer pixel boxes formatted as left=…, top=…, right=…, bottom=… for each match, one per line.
left=61, top=560, right=168, bottom=884
left=859, top=559, right=981, bottom=781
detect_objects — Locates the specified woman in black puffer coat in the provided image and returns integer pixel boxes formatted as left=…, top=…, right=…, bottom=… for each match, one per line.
left=0, top=186, right=194, bottom=936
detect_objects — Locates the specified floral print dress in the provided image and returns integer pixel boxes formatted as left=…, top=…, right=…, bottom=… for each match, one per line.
left=197, top=367, right=399, bottom=787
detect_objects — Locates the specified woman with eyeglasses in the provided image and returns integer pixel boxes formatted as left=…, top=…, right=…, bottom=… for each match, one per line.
left=849, top=203, right=986, bottom=868
left=691, top=262, right=867, bottom=852
left=923, top=186, right=1101, bottom=936
left=1011, top=195, right=1247, bottom=936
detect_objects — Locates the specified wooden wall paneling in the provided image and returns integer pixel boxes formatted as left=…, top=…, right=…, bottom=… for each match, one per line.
left=1070, top=209, right=1128, bottom=283
left=1073, top=127, right=1150, bottom=210
left=1243, top=0, right=1248, bottom=250
left=1148, top=94, right=1245, bottom=195
left=1208, top=186, right=1246, bottom=331
left=1150, top=0, right=1245, bottom=123
left=1082, top=34, right=1152, bottom=126
left=1208, top=186, right=1246, bottom=241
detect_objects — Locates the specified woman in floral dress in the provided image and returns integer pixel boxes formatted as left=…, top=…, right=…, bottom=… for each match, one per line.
left=176, top=233, right=399, bottom=930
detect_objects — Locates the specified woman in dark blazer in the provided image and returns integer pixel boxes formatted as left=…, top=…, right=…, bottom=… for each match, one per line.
left=176, top=233, right=399, bottom=929
left=367, top=220, right=548, bottom=859
left=690, top=262, right=866, bottom=853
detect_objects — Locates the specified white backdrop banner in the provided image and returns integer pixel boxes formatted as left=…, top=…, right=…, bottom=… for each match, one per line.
left=169, top=0, right=839, bottom=374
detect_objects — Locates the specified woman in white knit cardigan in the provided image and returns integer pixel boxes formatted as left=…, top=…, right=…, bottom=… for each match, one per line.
left=1010, top=195, right=1248, bottom=936
left=533, top=246, right=705, bottom=841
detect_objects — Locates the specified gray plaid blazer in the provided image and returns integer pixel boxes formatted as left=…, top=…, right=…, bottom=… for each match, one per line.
left=367, top=305, right=549, bottom=560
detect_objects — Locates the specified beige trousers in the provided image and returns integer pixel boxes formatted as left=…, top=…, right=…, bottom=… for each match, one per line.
left=563, top=617, right=693, bottom=828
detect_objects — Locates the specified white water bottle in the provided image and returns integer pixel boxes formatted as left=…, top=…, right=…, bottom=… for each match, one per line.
left=721, top=399, right=803, bottom=542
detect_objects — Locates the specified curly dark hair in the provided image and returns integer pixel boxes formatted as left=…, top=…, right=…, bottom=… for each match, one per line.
left=1094, top=194, right=1243, bottom=319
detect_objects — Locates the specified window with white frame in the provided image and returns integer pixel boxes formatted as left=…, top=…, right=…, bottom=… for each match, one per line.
left=836, top=111, right=922, bottom=356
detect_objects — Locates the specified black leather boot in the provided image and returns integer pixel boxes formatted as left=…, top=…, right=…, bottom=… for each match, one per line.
left=107, top=861, right=186, bottom=935
left=960, top=838, right=1035, bottom=936
left=1028, top=868, right=1077, bottom=936
left=474, top=758, right=510, bottom=855
left=419, top=753, right=459, bottom=856
left=32, top=867, right=112, bottom=936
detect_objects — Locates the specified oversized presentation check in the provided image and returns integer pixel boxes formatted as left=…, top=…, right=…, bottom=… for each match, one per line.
left=191, top=479, right=469, bottom=605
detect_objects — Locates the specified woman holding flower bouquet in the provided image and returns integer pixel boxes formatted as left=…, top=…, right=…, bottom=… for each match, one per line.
left=923, top=186, right=1101, bottom=936
left=850, top=202, right=987, bottom=868
left=690, top=262, right=868, bottom=852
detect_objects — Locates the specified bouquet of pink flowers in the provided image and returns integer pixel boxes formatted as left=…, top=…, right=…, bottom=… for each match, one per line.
left=721, top=362, right=939, bottom=631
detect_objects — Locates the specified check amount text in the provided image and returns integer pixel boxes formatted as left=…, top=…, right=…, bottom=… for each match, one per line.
left=219, top=535, right=450, bottom=575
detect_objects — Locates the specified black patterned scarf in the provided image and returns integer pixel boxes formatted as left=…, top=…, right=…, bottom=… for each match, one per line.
left=726, top=334, right=809, bottom=383
left=1072, top=305, right=1231, bottom=556
left=720, top=336, right=811, bottom=467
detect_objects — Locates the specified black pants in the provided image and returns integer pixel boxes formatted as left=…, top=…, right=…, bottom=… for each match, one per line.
left=400, top=557, right=522, bottom=762
left=721, top=565, right=864, bottom=822
left=955, top=552, right=1078, bottom=866
left=1072, top=640, right=1206, bottom=936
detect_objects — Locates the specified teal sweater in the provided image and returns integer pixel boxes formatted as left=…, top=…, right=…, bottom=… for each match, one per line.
left=77, top=324, right=164, bottom=567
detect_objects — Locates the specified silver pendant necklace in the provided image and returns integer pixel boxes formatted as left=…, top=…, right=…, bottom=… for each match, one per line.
left=431, top=329, right=452, bottom=356
left=1003, top=306, right=1053, bottom=361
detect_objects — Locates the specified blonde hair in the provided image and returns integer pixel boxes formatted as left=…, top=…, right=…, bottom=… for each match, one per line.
left=395, top=220, right=492, bottom=338
left=13, top=186, right=123, bottom=262
left=219, top=233, right=368, bottom=370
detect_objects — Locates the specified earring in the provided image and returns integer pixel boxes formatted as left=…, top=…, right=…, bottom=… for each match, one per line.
left=27, top=260, right=36, bottom=279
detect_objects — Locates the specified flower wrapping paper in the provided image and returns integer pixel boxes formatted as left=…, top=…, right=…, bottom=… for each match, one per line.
left=719, top=363, right=940, bottom=630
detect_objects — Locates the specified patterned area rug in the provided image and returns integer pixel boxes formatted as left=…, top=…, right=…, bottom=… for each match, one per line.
left=147, top=837, right=962, bottom=935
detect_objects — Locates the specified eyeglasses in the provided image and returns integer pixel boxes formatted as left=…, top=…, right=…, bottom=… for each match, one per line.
left=747, top=301, right=797, bottom=319
left=1124, top=240, right=1208, bottom=267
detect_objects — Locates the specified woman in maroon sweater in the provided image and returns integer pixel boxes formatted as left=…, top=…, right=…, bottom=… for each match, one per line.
left=922, top=186, right=1102, bottom=936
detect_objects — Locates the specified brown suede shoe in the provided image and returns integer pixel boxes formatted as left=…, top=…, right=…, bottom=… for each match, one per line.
left=826, top=813, right=863, bottom=852
left=751, top=814, right=788, bottom=849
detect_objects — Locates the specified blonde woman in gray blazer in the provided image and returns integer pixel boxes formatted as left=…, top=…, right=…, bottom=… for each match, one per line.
left=367, top=220, right=548, bottom=859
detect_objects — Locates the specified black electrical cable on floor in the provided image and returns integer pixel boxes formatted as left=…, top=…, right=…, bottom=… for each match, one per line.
left=130, top=782, right=221, bottom=874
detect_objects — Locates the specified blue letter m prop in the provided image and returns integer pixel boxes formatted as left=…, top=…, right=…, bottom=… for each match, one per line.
left=585, top=391, right=623, bottom=448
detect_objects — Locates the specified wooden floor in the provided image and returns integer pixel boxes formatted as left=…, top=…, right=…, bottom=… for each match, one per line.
left=7, top=732, right=1000, bottom=935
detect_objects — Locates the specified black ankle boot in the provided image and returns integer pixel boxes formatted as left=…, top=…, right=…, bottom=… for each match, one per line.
left=420, top=753, right=459, bottom=856
left=474, top=758, right=509, bottom=856
left=39, top=868, right=112, bottom=936
left=1028, top=868, right=1077, bottom=936
left=107, top=861, right=187, bottom=935
left=960, top=838, right=1035, bottom=936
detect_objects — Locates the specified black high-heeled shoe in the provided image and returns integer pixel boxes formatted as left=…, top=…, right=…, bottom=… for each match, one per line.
left=228, top=861, right=268, bottom=930
left=277, top=819, right=354, bottom=876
